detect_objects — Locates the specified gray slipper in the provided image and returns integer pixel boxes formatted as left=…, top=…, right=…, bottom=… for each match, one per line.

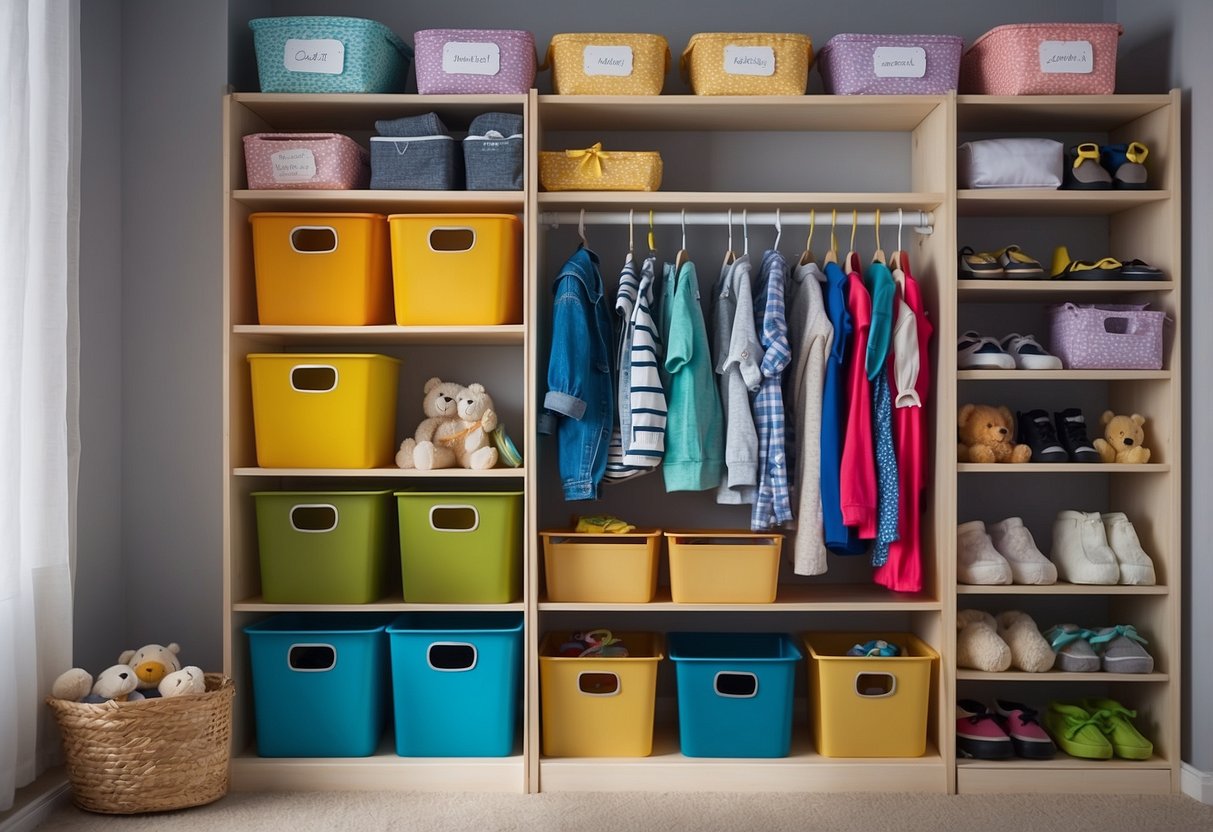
left=1091, top=625, right=1154, bottom=674
left=1043, top=624, right=1100, bottom=672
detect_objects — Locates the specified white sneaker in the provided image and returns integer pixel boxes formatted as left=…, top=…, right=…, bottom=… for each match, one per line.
left=988, top=517, right=1057, bottom=585
left=1000, top=333, right=1063, bottom=370
left=957, top=520, right=1013, bottom=584
left=1051, top=510, right=1120, bottom=585
left=1101, top=512, right=1157, bottom=585
left=958, top=331, right=1015, bottom=370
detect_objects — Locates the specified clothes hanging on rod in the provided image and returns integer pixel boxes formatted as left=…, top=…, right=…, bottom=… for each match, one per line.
left=750, top=248, right=793, bottom=531
left=865, top=257, right=900, bottom=567
left=712, top=252, right=761, bottom=506
left=839, top=251, right=877, bottom=541
left=820, top=258, right=863, bottom=555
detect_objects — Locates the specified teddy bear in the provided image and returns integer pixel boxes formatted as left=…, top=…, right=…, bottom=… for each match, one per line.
left=119, top=642, right=182, bottom=696
left=51, top=664, right=146, bottom=703
left=158, top=665, right=207, bottom=698
left=1094, top=410, right=1152, bottom=463
left=397, top=378, right=499, bottom=471
left=957, top=403, right=1031, bottom=463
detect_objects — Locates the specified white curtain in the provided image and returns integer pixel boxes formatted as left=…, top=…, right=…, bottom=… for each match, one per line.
left=0, top=0, right=81, bottom=811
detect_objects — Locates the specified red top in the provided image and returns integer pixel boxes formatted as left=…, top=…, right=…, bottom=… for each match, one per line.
left=839, top=254, right=876, bottom=538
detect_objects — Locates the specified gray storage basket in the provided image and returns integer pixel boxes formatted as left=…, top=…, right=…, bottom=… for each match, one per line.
left=370, top=135, right=463, bottom=190
left=464, top=112, right=524, bottom=191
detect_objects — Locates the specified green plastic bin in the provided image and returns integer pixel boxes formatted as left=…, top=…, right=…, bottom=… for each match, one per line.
left=395, top=491, right=522, bottom=603
left=253, top=490, right=395, bottom=603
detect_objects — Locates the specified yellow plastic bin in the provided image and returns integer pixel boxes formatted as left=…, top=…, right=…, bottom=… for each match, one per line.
left=541, top=529, right=662, bottom=603
left=665, top=531, right=782, bottom=603
left=388, top=214, right=522, bottom=326
left=803, top=632, right=938, bottom=758
left=249, top=213, right=392, bottom=325
left=247, top=353, right=400, bottom=468
left=539, top=632, right=663, bottom=757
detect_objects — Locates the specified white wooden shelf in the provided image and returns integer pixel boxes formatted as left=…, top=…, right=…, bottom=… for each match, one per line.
left=232, top=467, right=525, bottom=478
left=956, top=189, right=1170, bottom=216
left=232, top=189, right=525, bottom=212
left=539, top=584, right=940, bottom=611
left=957, top=369, right=1171, bottom=381
left=232, top=324, right=525, bottom=346
left=956, top=754, right=1173, bottom=794
left=957, top=94, right=1174, bottom=132
left=957, top=279, right=1174, bottom=301
left=231, top=92, right=527, bottom=130
left=233, top=596, right=525, bottom=613
left=956, top=670, right=1168, bottom=682
left=957, top=583, right=1168, bottom=596
left=536, top=191, right=946, bottom=211
left=957, top=463, right=1170, bottom=473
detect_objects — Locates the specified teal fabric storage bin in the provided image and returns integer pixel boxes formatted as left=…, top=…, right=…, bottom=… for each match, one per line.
left=668, top=632, right=802, bottom=758
left=249, top=16, right=413, bottom=94
left=244, top=613, right=389, bottom=757
left=387, top=613, right=523, bottom=757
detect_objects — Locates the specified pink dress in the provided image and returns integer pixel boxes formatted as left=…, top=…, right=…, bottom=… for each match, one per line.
left=839, top=254, right=876, bottom=539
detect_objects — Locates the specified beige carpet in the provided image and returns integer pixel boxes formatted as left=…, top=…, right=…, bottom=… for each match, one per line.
left=34, top=791, right=1213, bottom=832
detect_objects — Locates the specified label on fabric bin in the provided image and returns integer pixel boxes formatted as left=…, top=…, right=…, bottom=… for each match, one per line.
left=270, top=149, right=317, bottom=183
left=442, top=42, right=501, bottom=75
left=723, top=45, right=775, bottom=76
left=1039, top=40, right=1094, bottom=73
left=283, top=39, right=345, bottom=75
left=873, top=46, right=927, bottom=78
left=583, top=45, right=634, bottom=76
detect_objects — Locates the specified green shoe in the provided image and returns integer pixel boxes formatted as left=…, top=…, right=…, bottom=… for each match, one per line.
left=1043, top=701, right=1113, bottom=759
left=1081, top=698, right=1154, bottom=760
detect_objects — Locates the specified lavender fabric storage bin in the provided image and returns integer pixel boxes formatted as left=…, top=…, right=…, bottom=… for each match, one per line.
left=370, top=136, right=463, bottom=190
left=249, top=16, right=412, bottom=93
left=413, top=29, right=536, bottom=95
left=243, top=133, right=370, bottom=189
left=1048, top=303, right=1167, bottom=370
left=817, top=33, right=963, bottom=95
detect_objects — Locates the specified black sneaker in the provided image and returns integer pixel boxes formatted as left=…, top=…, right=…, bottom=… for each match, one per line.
left=1016, top=409, right=1067, bottom=462
left=1054, top=408, right=1102, bottom=462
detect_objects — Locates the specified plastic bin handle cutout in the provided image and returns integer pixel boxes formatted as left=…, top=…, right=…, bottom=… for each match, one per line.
left=429, top=505, right=479, bottom=533
left=854, top=672, right=897, bottom=698
left=427, top=642, right=478, bottom=672
left=714, top=671, right=758, bottom=698
left=289, top=504, right=339, bottom=533
left=290, top=365, right=338, bottom=393
left=577, top=671, right=620, bottom=697
left=428, top=228, right=476, bottom=253
left=289, top=226, right=339, bottom=254
left=287, top=643, right=337, bottom=672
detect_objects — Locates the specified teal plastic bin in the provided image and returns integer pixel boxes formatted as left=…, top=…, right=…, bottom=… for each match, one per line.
left=668, top=632, right=802, bottom=758
left=249, top=16, right=412, bottom=94
left=253, top=490, right=395, bottom=604
left=244, top=613, right=389, bottom=757
left=387, top=612, right=523, bottom=757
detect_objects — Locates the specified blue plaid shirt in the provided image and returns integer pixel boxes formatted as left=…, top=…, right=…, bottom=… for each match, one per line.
left=751, top=249, right=793, bottom=530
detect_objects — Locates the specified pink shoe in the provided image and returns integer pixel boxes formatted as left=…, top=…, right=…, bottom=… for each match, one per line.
left=956, top=700, right=1012, bottom=759
left=995, top=699, right=1057, bottom=759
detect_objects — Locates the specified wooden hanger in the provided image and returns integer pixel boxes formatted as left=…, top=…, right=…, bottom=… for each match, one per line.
left=871, top=208, right=886, bottom=265
left=798, top=208, right=816, bottom=267
left=823, top=209, right=838, bottom=266
left=844, top=209, right=859, bottom=272
left=723, top=208, right=736, bottom=267
left=674, top=208, right=689, bottom=272
left=890, top=209, right=903, bottom=272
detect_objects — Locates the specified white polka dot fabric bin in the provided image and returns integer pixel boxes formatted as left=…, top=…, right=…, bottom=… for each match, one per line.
left=817, top=33, right=963, bottom=95
left=413, top=29, right=536, bottom=95
left=243, top=133, right=370, bottom=190
left=680, top=33, right=812, bottom=96
left=249, top=16, right=411, bottom=94
left=960, top=23, right=1122, bottom=95
left=1048, top=303, right=1168, bottom=370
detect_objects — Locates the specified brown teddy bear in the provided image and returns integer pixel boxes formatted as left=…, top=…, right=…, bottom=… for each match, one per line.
left=1093, top=410, right=1152, bottom=463
left=958, top=403, right=1032, bottom=463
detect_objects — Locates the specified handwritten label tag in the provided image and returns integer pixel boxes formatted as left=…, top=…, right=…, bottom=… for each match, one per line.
left=583, top=45, right=634, bottom=76
left=283, top=39, right=344, bottom=75
left=270, top=149, right=317, bottom=183
left=442, top=42, right=501, bottom=75
left=873, top=46, right=926, bottom=78
left=1039, top=40, right=1093, bottom=74
left=724, top=45, right=775, bottom=76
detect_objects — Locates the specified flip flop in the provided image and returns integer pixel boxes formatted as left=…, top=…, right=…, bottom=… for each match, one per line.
left=1050, top=246, right=1123, bottom=280
left=959, top=246, right=1004, bottom=279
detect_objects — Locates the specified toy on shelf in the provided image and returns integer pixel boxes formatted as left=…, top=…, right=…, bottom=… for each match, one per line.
left=396, top=377, right=499, bottom=470
left=1094, top=411, right=1152, bottom=464
left=958, top=403, right=1032, bottom=463
left=556, top=629, right=630, bottom=658
left=119, top=642, right=183, bottom=696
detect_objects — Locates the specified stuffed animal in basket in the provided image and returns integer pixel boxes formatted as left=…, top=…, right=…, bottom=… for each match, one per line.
left=958, top=403, right=1031, bottom=463
left=158, top=665, right=207, bottom=698
left=51, top=664, right=146, bottom=703
left=397, top=377, right=499, bottom=470
left=1094, top=410, right=1152, bottom=464
left=119, top=642, right=183, bottom=697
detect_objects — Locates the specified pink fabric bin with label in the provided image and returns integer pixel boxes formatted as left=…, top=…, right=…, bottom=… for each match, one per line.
left=817, top=34, right=963, bottom=95
left=1048, top=303, right=1167, bottom=370
left=244, top=133, right=370, bottom=190
left=413, top=29, right=536, bottom=95
left=960, top=23, right=1122, bottom=95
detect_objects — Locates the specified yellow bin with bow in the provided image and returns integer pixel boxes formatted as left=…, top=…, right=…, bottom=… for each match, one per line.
left=539, top=142, right=663, bottom=191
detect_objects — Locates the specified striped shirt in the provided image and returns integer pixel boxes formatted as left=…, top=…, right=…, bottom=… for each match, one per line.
left=751, top=249, right=793, bottom=530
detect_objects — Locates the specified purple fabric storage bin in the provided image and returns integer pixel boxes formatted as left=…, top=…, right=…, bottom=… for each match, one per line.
left=413, top=29, right=536, bottom=94
left=1048, top=303, right=1167, bottom=370
left=817, top=33, right=963, bottom=95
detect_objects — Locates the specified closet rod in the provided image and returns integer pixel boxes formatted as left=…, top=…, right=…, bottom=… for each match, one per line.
left=539, top=210, right=935, bottom=234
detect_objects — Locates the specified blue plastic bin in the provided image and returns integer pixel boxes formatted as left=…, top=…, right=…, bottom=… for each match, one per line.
left=668, top=632, right=802, bottom=758
left=244, top=613, right=389, bottom=757
left=387, top=612, right=523, bottom=757
left=249, top=17, right=413, bottom=94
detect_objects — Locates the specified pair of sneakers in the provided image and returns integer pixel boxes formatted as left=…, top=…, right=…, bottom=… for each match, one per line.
left=1063, top=141, right=1149, bottom=190
left=1042, top=623, right=1154, bottom=674
left=1051, top=509, right=1156, bottom=585
left=1043, top=699, right=1153, bottom=760
left=956, top=699, right=1056, bottom=760
left=1017, top=408, right=1099, bottom=462
left=958, top=331, right=1062, bottom=370
left=957, top=518, right=1056, bottom=585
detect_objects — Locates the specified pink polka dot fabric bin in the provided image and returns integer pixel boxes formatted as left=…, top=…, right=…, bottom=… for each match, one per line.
left=960, top=23, right=1122, bottom=95
left=243, top=133, right=370, bottom=190
left=413, top=29, right=536, bottom=95
left=1048, top=303, right=1168, bottom=370
left=817, top=34, right=963, bottom=95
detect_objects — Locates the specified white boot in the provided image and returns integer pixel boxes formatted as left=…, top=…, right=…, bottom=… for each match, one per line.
left=1051, top=511, right=1119, bottom=584
left=1101, top=512, right=1157, bottom=585
left=957, top=520, right=1012, bottom=585
left=988, top=517, right=1057, bottom=585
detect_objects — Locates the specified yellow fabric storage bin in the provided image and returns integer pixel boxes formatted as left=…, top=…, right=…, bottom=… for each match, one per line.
left=249, top=212, right=392, bottom=326
left=680, top=32, right=813, bottom=95
left=665, top=531, right=781, bottom=603
left=539, top=144, right=662, bottom=191
left=388, top=214, right=522, bottom=326
left=541, top=529, right=662, bottom=603
left=546, top=33, right=670, bottom=95
left=247, top=353, right=400, bottom=468
left=539, top=632, right=663, bottom=757
left=804, top=632, right=938, bottom=758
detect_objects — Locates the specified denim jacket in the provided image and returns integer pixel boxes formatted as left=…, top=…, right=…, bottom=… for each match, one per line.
left=542, top=246, right=614, bottom=501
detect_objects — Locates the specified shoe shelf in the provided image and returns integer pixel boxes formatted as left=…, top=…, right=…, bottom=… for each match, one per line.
left=956, top=280, right=1174, bottom=301
left=957, top=369, right=1171, bottom=381
left=956, top=94, right=1174, bottom=133
left=956, top=584, right=1168, bottom=596
left=232, top=325, right=527, bottom=346
left=956, top=189, right=1169, bottom=217
left=956, top=671, right=1168, bottom=683
left=956, top=755, right=1172, bottom=796
left=956, top=463, right=1171, bottom=474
